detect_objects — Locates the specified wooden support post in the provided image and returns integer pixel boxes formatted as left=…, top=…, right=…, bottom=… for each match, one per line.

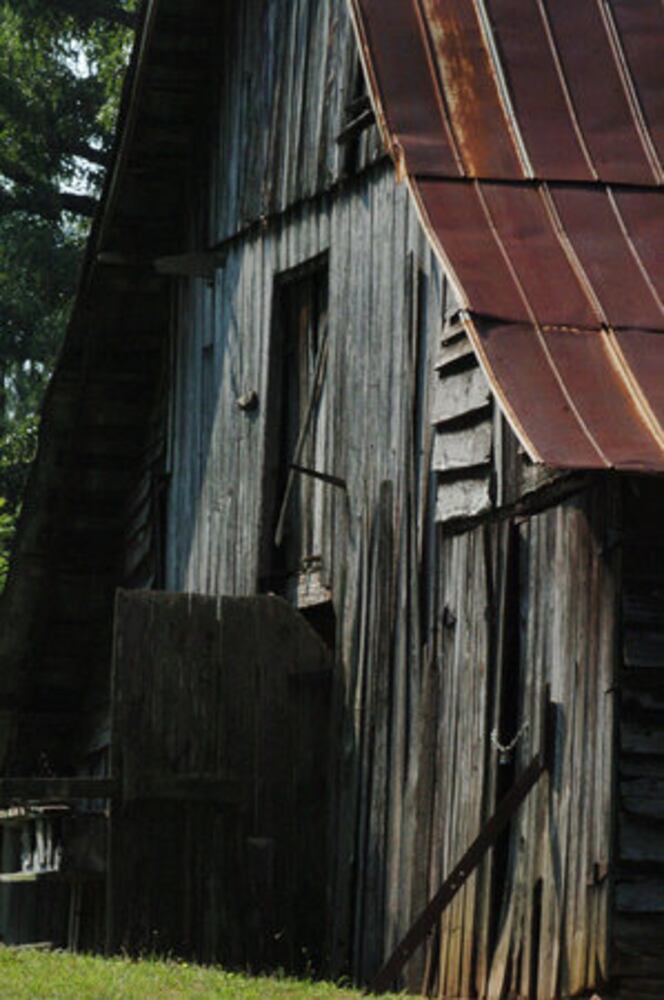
left=370, top=688, right=556, bottom=995
left=289, top=463, right=347, bottom=490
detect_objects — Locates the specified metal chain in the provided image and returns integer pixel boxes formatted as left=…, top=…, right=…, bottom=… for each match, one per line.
left=490, top=720, right=529, bottom=754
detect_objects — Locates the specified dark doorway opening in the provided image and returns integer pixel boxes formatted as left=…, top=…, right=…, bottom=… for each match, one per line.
left=489, top=521, right=523, bottom=954
left=260, top=254, right=330, bottom=606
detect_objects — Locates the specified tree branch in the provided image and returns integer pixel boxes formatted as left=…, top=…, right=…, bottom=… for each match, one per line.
left=66, top=142, right=109, bottom=169
left=60, top=0, right=136, bottom=29
left=0, top=182, right=97, bottom=221
left=58, top=192, right=97, bottom=217
left=103, top=4, right=135, bottom=29
left=12, top=0, right=136, bottom=32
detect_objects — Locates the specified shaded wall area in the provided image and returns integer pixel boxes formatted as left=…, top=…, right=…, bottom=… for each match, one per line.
left=109, top=590, right=331, bottom=969
left=613, top=478, right=664, bottom=1000
left=337, top=484, right=618, bottom=999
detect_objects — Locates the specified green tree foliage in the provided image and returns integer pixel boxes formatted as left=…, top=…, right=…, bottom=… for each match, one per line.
left=0, top=0, right=136, bottom=588
left=0, top=499, right=16, bottom=591
left=0, top=416, right=36, bottom=590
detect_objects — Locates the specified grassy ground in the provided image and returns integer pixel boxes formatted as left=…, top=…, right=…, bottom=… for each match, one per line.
left=0, top=947, right=413, bottom=999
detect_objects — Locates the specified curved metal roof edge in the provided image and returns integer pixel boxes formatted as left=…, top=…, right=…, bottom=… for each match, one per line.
left=348, top=0, right=664, bottom=473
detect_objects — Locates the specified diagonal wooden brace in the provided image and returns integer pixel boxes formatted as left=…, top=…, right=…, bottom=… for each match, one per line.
left=370, top=687, right=556, bottom=995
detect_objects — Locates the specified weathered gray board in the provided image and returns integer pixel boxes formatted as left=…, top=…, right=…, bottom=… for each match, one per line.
left=108, top=589, right=331, bottom=968
left=157, top=3, right=625, bottom=989
left=410, top=484, right=618, bottom=999
left=5, top=0, right=659, bottom=993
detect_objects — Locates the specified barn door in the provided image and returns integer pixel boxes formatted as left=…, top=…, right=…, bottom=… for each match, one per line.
left=108, top=590, right=332, bottom=968
left=262, top=256, right=329, bottom=603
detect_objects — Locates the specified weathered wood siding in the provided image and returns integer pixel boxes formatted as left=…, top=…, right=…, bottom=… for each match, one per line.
left=432, top=319, right=493, bottom=524
left=165, top=159, right=448, bottom=598
left=414, top=487, right=618, bottom=999
left=210, top=0, right=382, bottom=243
left=161, top=1, right=623, bottom=994
left=166, top=152, right=454, bottom=979
left=110, top=590, right=331, bottom=968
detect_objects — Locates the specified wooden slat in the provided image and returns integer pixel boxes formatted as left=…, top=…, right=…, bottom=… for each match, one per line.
left=433, top=422, right=492, bottom=473
left=370, top=690, right=554, bottom=997
left=0, top=778, right=118, bottom=802
left=431, top=365, right=491, bottom=426
left=435, top=476, right=492, bottom=523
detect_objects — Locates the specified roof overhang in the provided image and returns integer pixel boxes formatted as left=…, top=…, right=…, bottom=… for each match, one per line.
left=349, top=0, right=664, bottom=471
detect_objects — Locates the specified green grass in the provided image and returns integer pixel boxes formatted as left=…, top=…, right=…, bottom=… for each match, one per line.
left=0, top=947, right=414, bottom=999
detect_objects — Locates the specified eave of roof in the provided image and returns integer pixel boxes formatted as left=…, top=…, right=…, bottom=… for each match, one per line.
left=0, top=0, right=215, bottom=763
left=350, top=0, right=664, bottom=471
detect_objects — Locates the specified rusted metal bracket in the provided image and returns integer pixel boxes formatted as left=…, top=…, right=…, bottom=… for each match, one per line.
left=370, top=688, right=556, bottom=995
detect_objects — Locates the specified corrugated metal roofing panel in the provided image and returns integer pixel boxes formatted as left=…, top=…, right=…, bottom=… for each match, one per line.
left=416, top=180, right=527, bottom=320
left=484, top=0, right=594, bottom=181
left=354, top=0, right=461, bottom=176
left=473, top=320, right=607, bottom=468
left=479, top=183, right=599, bottom=327
left=610, top=0, right=664, bottom=166
left=612, top=188, right=664, bottom=305
left=543, top=2, right=659, bottom=184
left=420, top=0, right=523, bottom=178
left=541, top=327, right=664, bottom=469
left=350, top=0, right=664, bottom=471
left=550, top=187, right=663, bottom=330
left=613, top=329, right=664, bottom=430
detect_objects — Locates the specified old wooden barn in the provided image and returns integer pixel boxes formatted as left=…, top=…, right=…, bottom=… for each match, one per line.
left=1, top=1, right=663, bottom=998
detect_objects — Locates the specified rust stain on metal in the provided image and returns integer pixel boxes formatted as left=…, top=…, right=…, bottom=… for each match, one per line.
left=420, top=0, right=521, bottom=177
left=349, top=0, right=462, bottom=177
left=609, top=0, right=664, bottom=166
left=351, top=0, right=664, bottom=470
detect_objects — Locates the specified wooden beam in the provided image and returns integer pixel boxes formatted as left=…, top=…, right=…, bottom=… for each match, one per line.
left=0, top=871, right=103, bottom=884
left=97, top=249, right=226, bottom=279
left=336, top=108, right=375, bottom=145
left=0, top=773, right=244, bottom=806
left=0, top=778, right=118, bottom=802
left=290, top=464, right=347, bottom=490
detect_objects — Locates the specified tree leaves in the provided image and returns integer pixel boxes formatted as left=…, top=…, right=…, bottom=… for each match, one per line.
left=0, top=415, right=37, bottom=591
left=0, top=0, right=135, bottom=590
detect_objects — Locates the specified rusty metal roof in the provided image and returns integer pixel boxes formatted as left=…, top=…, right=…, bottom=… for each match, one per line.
left=350, top=0, right=664, bottom=470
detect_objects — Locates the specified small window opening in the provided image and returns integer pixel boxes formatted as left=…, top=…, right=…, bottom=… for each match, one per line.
left=489, top=521, right=523, bottom=954
left=338, top=56, right=375, bottom=175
